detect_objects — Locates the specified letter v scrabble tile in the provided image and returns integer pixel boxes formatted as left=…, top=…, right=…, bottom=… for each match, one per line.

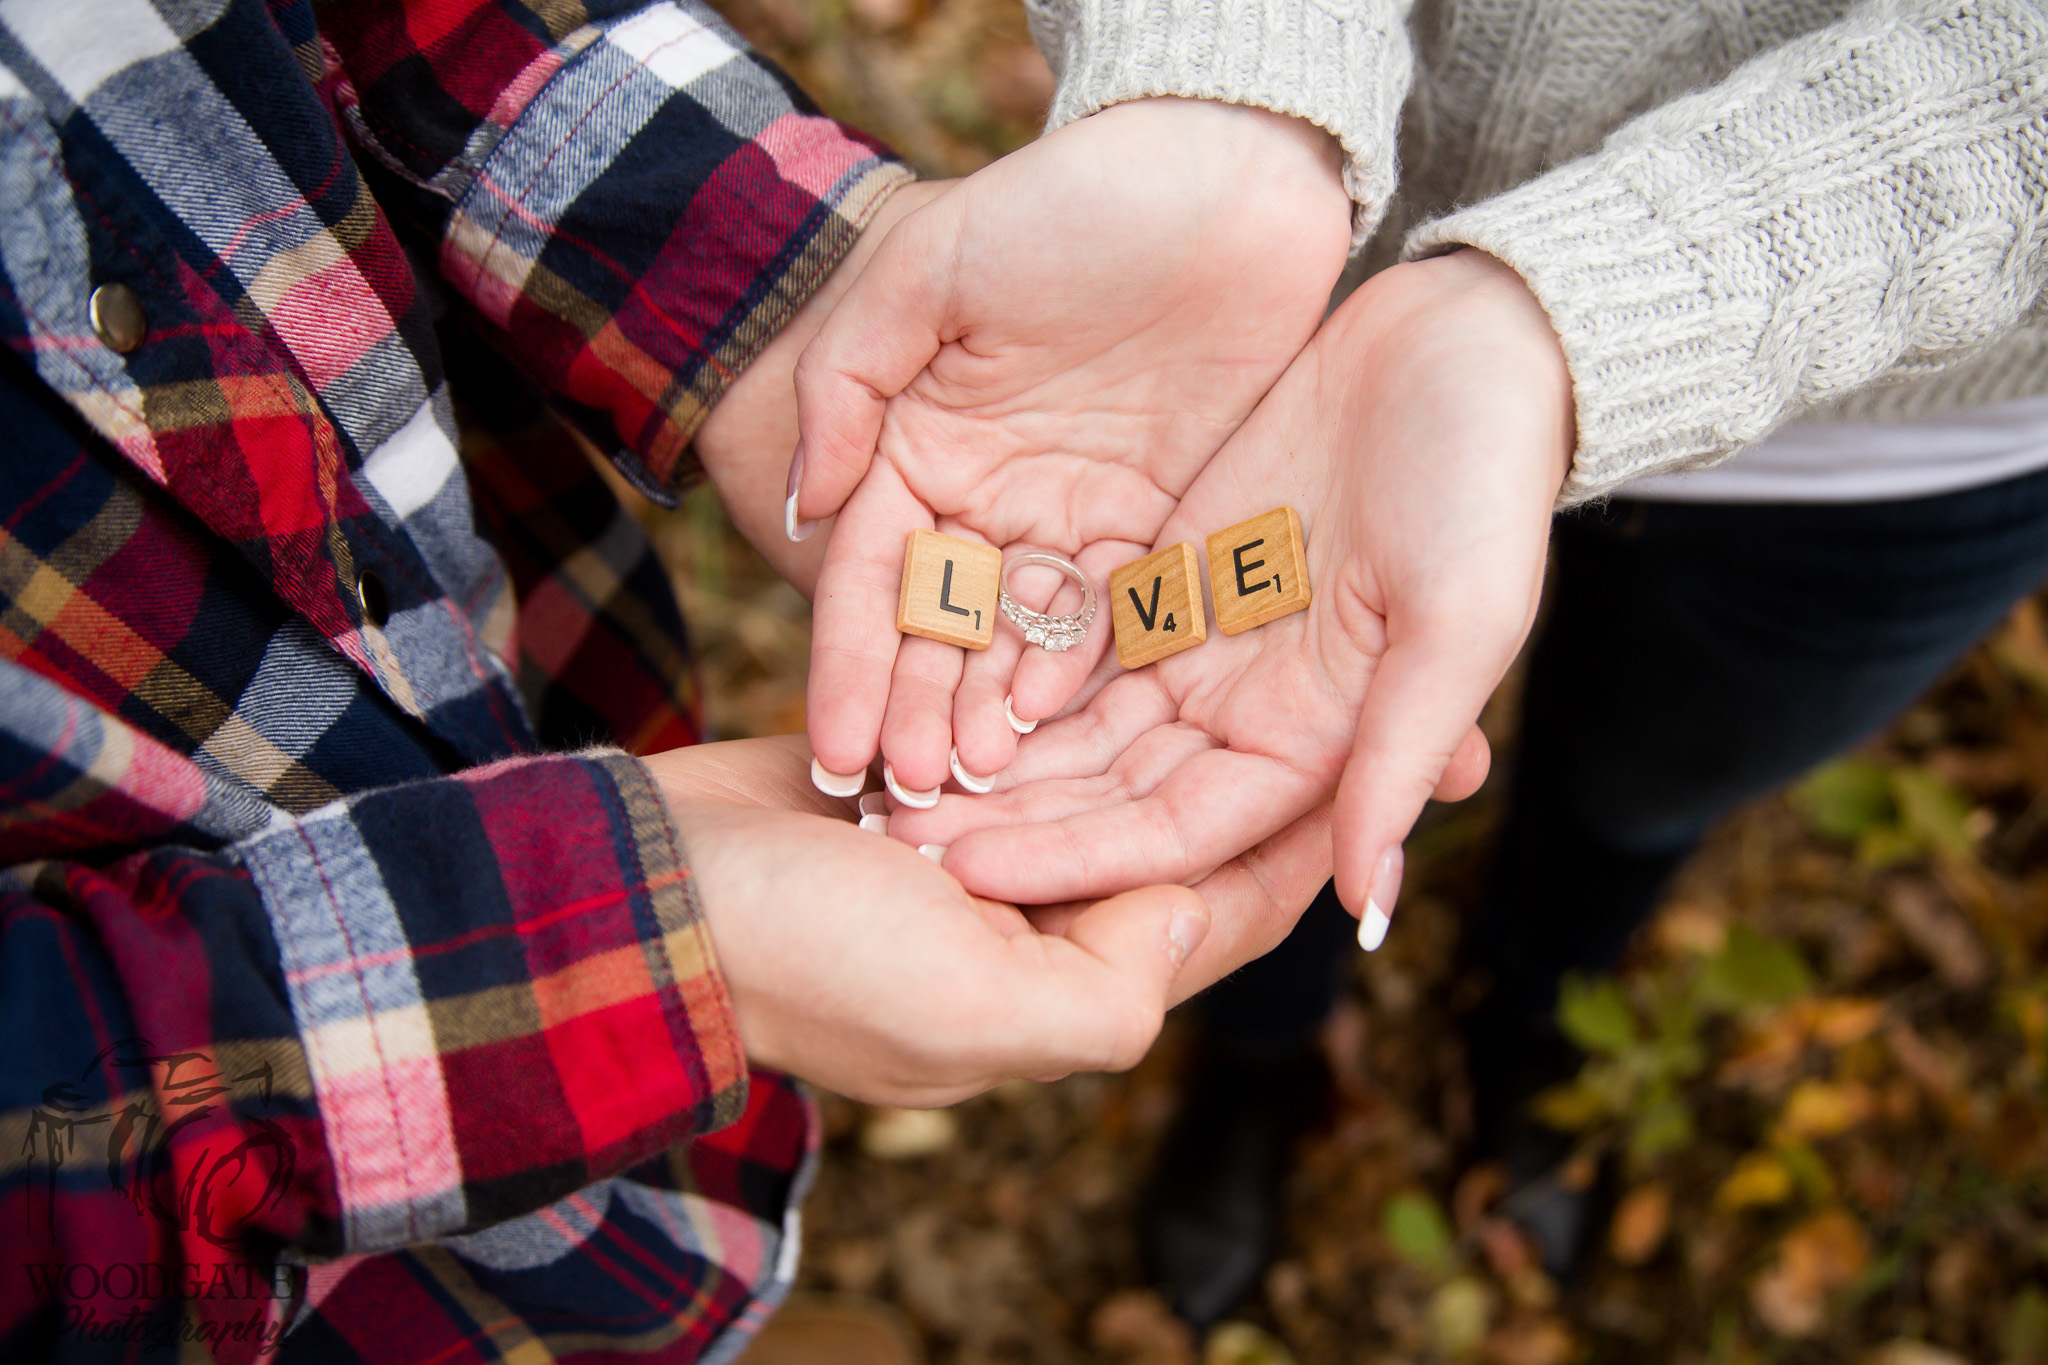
left=1110, top=543, right=1206, bottom=668
left=897, top=529, right=1000, bottom=649
left=1206, top=506, right=1310, bottom=635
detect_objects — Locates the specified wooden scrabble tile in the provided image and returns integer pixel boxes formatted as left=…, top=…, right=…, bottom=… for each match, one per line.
left=1109, top=542, right=1206, bottom=668
left=897, top=529, right=1000, bottom=649
left=1206, top=506, right=1310, bottom=636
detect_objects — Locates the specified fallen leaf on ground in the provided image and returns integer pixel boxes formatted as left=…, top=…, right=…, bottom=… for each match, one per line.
left=860, top=1107, right=958, bottom=1160
left=1885, top=881, right=1990, bottom=990
left=1382, top=1189, right=1456, bottom=1278
left=1775, top=1080, right=1874, bottom=1142
left=1608, top=1182, right=1671, bottom=1266
left=1749, top=1208, right=1871, bottom=1337
left=1483, top=1314, right=1577, bottom=1365
left=1808, top=997, right=1887, bottom=1047
left=1861, top=1341, right=1968, bottom=1365
left=1716, top=1151, right=1795, bottom=1210
left=1428, top=1277, right=1495, bottom=1360
left=1884, top=1019, right=1966, bottom=1102
left=1090, top=1290, right=1196, bottom=1365
left=1656, top=900, right=1729, bottom=956
left=1204, top=1321, right=1297, bottom=1365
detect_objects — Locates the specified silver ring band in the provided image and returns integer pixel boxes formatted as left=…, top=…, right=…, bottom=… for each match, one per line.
left=998, top=553, right=1098, bottom=653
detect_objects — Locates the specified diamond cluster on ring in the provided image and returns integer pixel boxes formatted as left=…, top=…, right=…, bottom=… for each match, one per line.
left=998, top=554, right=1099, bottom=654
left=1025, top=621, right=1084, bottom=651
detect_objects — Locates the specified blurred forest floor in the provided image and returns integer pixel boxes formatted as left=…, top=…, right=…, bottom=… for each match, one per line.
left=655, top=1, right=2048, bottom=1361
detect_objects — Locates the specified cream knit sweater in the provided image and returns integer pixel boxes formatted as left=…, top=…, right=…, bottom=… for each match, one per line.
left=1023, top=0, right=2048, bottom=504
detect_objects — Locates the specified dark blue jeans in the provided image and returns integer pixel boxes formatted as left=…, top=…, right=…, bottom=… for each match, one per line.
left=1199, top=465, right=2048, bottom=1080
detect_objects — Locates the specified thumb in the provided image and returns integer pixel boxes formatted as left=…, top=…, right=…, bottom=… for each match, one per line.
left=1333, top=630, right=1511, bottom=927
left=790, top=203, right=956, bottom=525
left=1021, top=885, right=1209, bottom=1076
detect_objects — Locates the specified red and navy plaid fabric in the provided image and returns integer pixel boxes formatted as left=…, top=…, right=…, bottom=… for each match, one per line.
left=0, top=0, right=908, bottom=1359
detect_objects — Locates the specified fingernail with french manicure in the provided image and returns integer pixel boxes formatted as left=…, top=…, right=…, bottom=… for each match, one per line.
left=858, top=792, right=888, bottom=816
left=918, top=844, right=947, bottom=863
left=1004, top=695, right=1037, bottom=735
left=810, top=757, right=865, bottom=798
left=950, top=746, right=994, bottom=794
left=784, top=442, right=815, bottom=542
left=859, top=813, right=888, bottom=835
left=884, top=762, right=940, bottom=809
left=1358, top=845, right=1405, bottom=952
left=1168, top=910, right=1210, bottom=969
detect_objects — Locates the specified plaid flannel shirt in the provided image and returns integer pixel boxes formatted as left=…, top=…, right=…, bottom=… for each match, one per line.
left=0, top=0, right=908, bottom=1359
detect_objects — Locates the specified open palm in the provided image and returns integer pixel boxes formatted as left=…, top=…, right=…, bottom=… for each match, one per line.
left=793, top=98, right=1353, bottom=796
left=886, top=252, right=1575, bottom=930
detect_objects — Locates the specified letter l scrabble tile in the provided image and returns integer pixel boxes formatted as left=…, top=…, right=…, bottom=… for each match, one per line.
left=897, top=529, right=1000, bottom=649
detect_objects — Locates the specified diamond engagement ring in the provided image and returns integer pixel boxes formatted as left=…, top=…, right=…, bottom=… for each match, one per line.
left=998, top=553, right=1098, bottom=652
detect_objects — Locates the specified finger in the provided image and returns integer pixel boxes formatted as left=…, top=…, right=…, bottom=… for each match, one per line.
left=806, top=464, right=931, bottom=776
left=952, top=623, right=1025, bottom=784
left=1012, top=884, right=1208, bottom=1075
left=941, top=746, right=1321, bottom=903
left=879, top=633, right=968, bottom=795
left=1008, top=540, right=1133, bottom=726
left=1332, top=632, right=1511, bottom=917
left=948, top=546, right=1080, bottom=785
left=1173, top=803, right=1334, bottom=1002
left=1432, top=724, right=1491, bottom=802
left=791, top=202, right=955, bottom=523
left=887, top=709, right=1218, bottom=848
left=994, top=670, right=1181, bottom=784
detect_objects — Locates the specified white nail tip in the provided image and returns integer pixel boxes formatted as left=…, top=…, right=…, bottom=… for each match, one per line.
left=859, top=813, right=888, bottom=835
left=1359, top=900, right=1392, bottom=952
left=883, top=762, right=940, bottom=809
left=1004, top=696, right=1037, bottom=734
left=809, top=758, right=866, bottom=798
left=784, top=492, right=814, bottom=543
left=858, top=792, right=888, bottom=816
left=949, top=747, right=994, bottom=794
left=918, top=844, right=947, bottom=863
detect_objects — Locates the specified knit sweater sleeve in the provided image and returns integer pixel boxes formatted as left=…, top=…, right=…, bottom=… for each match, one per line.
left=1406, top=0, right=2048, bottom=505
left=1023, top=0, right=1414, bottom=240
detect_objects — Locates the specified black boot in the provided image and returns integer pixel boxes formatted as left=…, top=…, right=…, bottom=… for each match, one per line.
left=1138, top=884, right=1358, bottom=1328
left=1138, top=1035, right=1334, bottom=1329
left=1462, top=993, right=1608, bottom=1283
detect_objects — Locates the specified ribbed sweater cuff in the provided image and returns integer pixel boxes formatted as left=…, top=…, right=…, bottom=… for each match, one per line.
left=1408, top=158, right=1772, bottom=506
left=1033, top=0, right=1410, bottom=241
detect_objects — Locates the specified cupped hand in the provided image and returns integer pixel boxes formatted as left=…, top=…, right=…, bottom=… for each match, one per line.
left=640, top=736, right=1332, bottom=1104
left=791, top=97, right=1354, bottom=800
left=885, top=250, right=1575, bottom=936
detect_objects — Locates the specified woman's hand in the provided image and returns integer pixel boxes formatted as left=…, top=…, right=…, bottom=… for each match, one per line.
left=790, top=98, right=1354, bottom=799
left=690, top=180, right=951, bottom=593
left=885, top=251, right=1573, bottom=931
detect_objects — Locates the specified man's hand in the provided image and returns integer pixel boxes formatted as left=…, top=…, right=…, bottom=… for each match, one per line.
left=640, top=736, right=1332, bottom=1105
left=790, top=98, right=1354, bottom=798
left=886, top=251, right=1574, bottom=934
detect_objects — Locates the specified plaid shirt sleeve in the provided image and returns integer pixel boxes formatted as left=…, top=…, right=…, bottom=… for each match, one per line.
left=2, top=660, right=764, bottom=1361
left=311, top=0, right=913, bottom=499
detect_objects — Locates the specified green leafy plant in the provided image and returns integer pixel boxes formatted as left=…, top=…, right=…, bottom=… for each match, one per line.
left=1791, top=757, right=1978, bottom=868
left=1538, top=926, right=1814, bottom=1164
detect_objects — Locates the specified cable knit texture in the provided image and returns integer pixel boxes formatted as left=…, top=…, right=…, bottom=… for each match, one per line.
left=1034, top=0, right=2048, bottom=504
left=1026, top=0, right=1415, bottom=239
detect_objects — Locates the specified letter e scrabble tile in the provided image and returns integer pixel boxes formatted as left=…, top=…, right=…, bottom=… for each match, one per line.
left=1109, top=542, right=1206, bottom=668
left=897, top=529, right=1000, bottom=649
left=1206, top=507, right=1310, bottom=635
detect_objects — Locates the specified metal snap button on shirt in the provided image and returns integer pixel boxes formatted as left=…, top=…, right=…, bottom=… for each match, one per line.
left=355, top=569, right=390, bottom=629
left=88, top=283, right=147, bottom=355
